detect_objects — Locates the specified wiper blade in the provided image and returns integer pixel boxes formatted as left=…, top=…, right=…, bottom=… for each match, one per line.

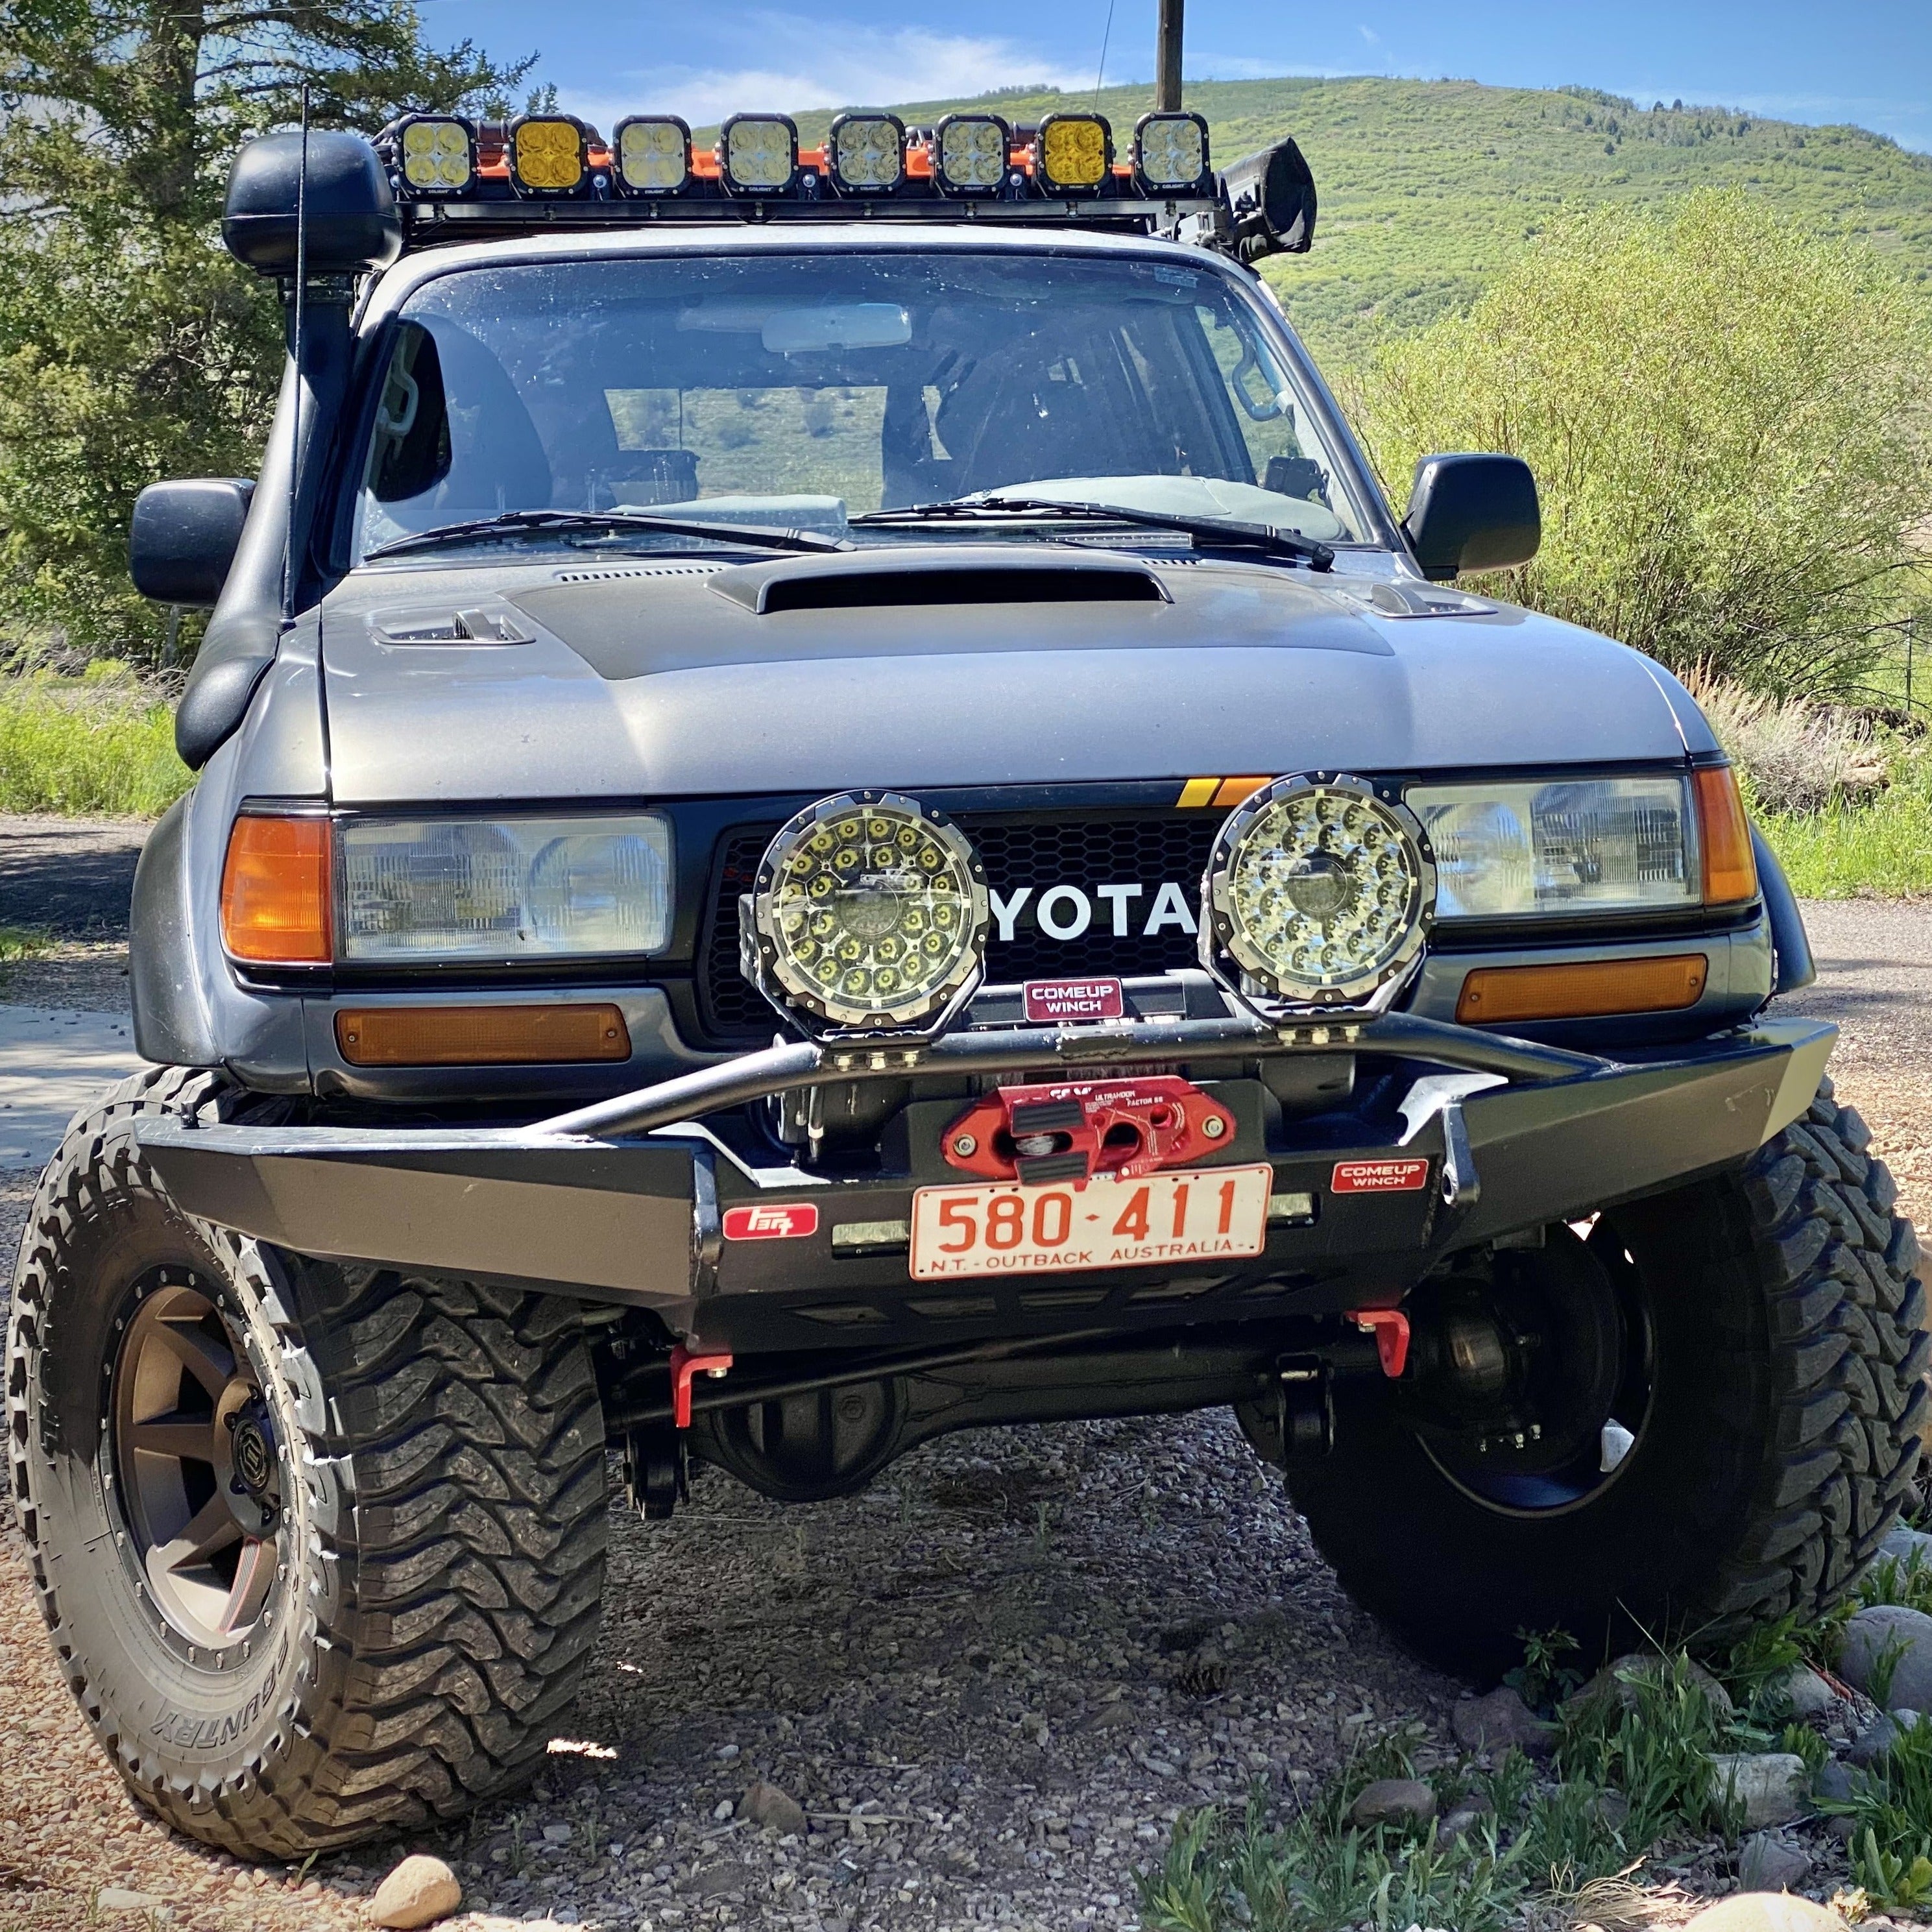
left=852, top=496, right=1334, bottom=570
left=363, top=508, right=849, bottom=562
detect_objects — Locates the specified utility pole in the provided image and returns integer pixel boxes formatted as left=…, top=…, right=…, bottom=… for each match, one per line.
left=1156, top=0, right=1185, bottom=111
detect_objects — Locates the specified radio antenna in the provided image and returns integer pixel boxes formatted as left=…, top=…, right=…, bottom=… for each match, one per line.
left=283, top=80, right=311, bottom=620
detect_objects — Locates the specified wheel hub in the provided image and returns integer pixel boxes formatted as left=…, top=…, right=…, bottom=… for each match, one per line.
left=110, top=1269, right=284, bottom=1653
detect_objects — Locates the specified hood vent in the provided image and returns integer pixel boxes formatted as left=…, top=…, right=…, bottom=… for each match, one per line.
left=551, top=562, right=723, bottom=585
left=713, top=553, right=1170, bottom=617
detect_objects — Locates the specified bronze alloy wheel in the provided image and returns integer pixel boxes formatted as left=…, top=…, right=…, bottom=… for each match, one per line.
left=110, top=1267, right=284, bottom=1652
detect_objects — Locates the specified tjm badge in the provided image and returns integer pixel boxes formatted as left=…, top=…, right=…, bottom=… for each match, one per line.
left=721, top=1202, right=821, bottom=1240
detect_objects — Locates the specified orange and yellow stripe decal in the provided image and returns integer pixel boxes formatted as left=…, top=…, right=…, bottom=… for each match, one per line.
left=1177, top=777, right=1273, bottom=808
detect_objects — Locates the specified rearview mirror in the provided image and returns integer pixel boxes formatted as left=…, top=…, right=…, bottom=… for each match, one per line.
left=1402, top=453, right=1540, bottom=581
left=129, top=478, right=256, bottom=607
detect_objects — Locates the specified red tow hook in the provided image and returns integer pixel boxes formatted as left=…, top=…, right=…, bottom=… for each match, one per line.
left=940, top=1075, right=1235, bottom=1187
left=1347, top=1309, right=1410, bottom=1379
left=668, top=1344, right=734, bottom=1428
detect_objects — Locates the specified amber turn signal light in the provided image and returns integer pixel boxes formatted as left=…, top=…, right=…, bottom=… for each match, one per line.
left=1456, top=954, right=1709, bottom=1025
left=1695, top=764, right=1758, bottom=906
left=335, top=1004, right=631, bottom=1067
left=220, top=814, right=332, bottom=964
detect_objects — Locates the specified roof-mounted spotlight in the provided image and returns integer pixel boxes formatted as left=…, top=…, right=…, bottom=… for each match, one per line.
left=509, top=114, right=589, bottom=195
left=614, top=115, right=690, bottom=195
left=828, top=112, right=906, bottom=194
left=933, top=113, right=1009, bottom=196
left=719, top=113, right=799, bottom=193
left=391, top=114, right=474, bottom=195
left=1036, top=112, right=1112, bottom=194
left=1134, top=110, right=1211, bottom=192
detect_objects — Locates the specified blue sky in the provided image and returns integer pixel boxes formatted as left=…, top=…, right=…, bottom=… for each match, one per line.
left=431, top=1, right=1932, bottom=153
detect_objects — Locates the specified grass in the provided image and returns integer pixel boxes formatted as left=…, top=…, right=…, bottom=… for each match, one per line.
left=0, top=924, right=52, bottom=962
left=1759, top=760, right=1932, bottom=897
left=0, top=664, right=192, bottom=817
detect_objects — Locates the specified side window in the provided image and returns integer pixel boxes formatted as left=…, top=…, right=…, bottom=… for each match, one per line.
left=366, top=323, right=451, bottom=505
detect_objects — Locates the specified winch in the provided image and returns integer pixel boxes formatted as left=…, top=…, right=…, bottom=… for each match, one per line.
left=940, top=1074, right=1235, bottom=1186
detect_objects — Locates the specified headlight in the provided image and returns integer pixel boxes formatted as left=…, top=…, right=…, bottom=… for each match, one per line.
left=1407, top=776, right=1697, bottom=919
left=339, top=815, right=672, bottom=961
left=748, top=792, right=989, bottom=1032
left=1202, top=774, right=1435, bottom=1008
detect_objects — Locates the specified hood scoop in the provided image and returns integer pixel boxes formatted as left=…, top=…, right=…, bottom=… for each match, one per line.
left=711, top=549, right=1170, bottom=616
left=368, top=601, right=531, bottom=646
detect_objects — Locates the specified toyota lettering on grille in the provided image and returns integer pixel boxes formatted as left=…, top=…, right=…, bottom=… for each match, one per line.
left=721, top=1202, right=821, bottom=1240
left=989, top=881, right=1200, bottom=943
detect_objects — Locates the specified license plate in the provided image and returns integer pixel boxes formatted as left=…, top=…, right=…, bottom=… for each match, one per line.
left=909, top=1163, right=1272, bottom=1281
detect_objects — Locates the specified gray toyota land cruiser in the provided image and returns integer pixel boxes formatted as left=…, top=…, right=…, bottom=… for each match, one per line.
left=8, top=86, right=1923, bottom=1860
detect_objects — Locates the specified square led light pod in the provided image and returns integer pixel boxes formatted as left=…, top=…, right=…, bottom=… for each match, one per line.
left=828, top=112, right=905, bottom=193
left=720, top=114, right=799, bottom=193
left=1135, top=110, right=1211, bottom=191
left=614, top=115, right=691, bottom=194
left=1037, top=112, right=1112, bottom=193
left=509, top=114, right=588, bottom=194
left=934, top=113, right=1010, bottom=195
left=393, top=115, right=474, bottom=195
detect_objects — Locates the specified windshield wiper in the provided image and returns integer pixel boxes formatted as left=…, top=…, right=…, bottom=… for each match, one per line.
left=364, top=508, right=850, bottom=562
left=852, top=496, right=1334, bottom=571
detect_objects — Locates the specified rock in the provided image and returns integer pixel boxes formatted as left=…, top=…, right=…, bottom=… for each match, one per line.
left=1839, top=1606, right=1932, bottom=1710
left=1708, top=1753, right=1809, bottom=1829
left=1881, top=1523, right=1932, bottom=1569
left=1813, top=1759, right=1859, bottom=1842
left=1779, top=1664, right=1841, bottom=1719
left=97, top=1893, right=167, bottom=1914
left=370, top=1854, right=462, bottom=1931
left=1738, top=1833, right=1811, bottom=1893
left=1438, top=1796, right=1493, bottom=1842
left=1348, top=1778, right=1437, bottom=1829
left=1569, top=1652, right=1735, bottom=1721
left=1451, top=1686, right=1558, bottom=1759
left=542, top=1824, right=573, bottom=1845
left=1679, top=1896, right=1848, bottom=1932
left=1590, top=1789, right=1632, bottom=1831
left=738, top=1780, right=807, bottom=1837
left=1851, top=1709, right=1924, bottom=1767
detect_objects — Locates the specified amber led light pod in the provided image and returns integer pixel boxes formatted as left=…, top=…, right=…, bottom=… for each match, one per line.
left=1695, top=764, right=1759, bottom=906
left=336, top=1004, right=631, bottom=1068
left=221, top=814, right=332, bottom=965
left=1456, top=954, right=1709, bottom=1025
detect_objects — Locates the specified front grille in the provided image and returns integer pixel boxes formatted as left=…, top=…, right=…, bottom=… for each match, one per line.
left=697, top=812, right=1222, bottom=1041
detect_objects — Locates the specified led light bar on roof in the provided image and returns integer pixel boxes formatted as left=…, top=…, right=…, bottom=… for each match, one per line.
left=1037, top=112, right=1112, bottom=194
left=934, top=113, right=1009, bottom=195
left=719, top=113, right=799, bottom=193
left=828, top=112, right=905, bottom=193
left=509, top=114, right=588, bottom=194
left=614, top=115, right=690, bottom=194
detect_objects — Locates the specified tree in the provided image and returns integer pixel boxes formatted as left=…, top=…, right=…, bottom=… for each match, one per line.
left=1350, top=191, right=1932, bottom=698
left=0, top=5, right=536, bottom=657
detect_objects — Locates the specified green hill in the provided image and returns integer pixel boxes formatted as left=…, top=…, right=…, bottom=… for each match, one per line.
left=773, top=75, right=1932, bottom=365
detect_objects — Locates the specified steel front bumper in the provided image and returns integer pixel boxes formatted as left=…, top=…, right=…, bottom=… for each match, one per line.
left=139, top=1010, right=1835, bottom=1341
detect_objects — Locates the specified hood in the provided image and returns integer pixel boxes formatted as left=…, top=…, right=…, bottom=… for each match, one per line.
left=316, top=546, right=1707, bottom=803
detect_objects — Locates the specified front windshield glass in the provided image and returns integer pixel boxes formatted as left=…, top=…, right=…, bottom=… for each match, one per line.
left=352, top=250, right=1371, bottom=561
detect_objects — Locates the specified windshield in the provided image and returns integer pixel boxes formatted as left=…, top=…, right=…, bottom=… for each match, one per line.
left=352, top=250, right=1371, bottom=561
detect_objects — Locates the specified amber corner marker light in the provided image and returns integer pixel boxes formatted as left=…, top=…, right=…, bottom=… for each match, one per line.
left=1696, top=764, right=1759, bottom=905
left=337, top=1004, right=631, bottom=1069
left=221, top=815, right=332, bottom=965
left=1456, top=954, right=1709, bottom=1025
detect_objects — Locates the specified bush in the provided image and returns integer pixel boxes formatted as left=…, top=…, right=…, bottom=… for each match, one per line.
left=1351, top=191, right=1932, bottom=697
left=1686, top=670, right=1890, bottom=813
left=0, top=667, right=192, bottom=816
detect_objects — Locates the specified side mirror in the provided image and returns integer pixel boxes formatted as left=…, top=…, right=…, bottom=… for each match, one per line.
left=223, top=130, right=401, bottom=277
left=1402, top=453, right=1540, bottom=581
left=129, top=479, right=256, bottom=607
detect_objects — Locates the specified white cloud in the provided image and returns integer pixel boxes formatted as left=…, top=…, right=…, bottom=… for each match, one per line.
left=558, top=13, right=1094, bottom=129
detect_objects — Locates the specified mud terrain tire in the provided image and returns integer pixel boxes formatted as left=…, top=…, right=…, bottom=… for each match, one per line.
left=6, top=1066, right=607, bottom=1857
left=1285, top=1078, right=1928, bottom=1676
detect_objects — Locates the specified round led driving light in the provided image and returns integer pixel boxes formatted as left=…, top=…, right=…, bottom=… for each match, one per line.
left=1202, top=773, right=1436, bottom=1008
left=751, top=792, right=989, bottom=1032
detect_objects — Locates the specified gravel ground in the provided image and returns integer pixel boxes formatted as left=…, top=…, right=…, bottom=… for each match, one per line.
left=0, top=823, right=1928, bottom=1931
